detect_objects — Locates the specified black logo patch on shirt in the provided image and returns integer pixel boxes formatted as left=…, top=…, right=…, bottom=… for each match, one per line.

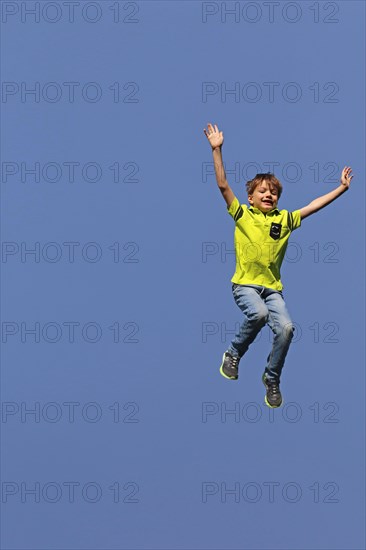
left=269, top=222, right=282, bottom=240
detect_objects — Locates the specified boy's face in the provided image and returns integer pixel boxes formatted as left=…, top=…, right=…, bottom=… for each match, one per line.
left=248, top=180, right=279, bottom=213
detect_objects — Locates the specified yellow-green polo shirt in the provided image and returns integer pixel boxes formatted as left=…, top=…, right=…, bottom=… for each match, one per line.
left=227, top=196, right=302, bottom=291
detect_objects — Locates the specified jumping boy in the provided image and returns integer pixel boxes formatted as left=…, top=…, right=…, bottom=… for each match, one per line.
left=203, top=122, right=354, bottom=408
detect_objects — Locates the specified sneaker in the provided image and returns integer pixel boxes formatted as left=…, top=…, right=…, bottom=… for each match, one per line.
left=220, top=352, right=240, bottom=380
left=262, top=373, right=282, bottom=408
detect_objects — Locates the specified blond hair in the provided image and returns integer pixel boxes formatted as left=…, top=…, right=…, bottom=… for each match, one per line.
left=246, top=173, right=283, bottom=199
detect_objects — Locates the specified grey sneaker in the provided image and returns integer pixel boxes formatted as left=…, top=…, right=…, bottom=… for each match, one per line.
left=262, top=373, right=282, bottom=408
left=219, top=352, right=240, bottom=380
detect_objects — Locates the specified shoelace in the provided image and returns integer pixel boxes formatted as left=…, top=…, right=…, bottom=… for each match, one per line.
left=268, top=381, right=280, bottom=395
left=230, top=355, right=239, bottom=368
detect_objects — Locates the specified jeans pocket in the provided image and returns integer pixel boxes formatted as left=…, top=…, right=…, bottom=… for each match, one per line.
left=232, top=283, right=241, bottom=296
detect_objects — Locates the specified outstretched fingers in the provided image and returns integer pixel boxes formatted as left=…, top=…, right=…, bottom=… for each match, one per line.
left=203, top=122, right=219, bottom=139
left=341, top=166, right=354, bottom=186
left=344, top=166, right=354, bottom=179
left=203, top=123, right=212, bottom=136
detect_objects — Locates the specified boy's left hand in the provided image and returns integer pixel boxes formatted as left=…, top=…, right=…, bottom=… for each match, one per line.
left=340, top=166, right=354, bottom=189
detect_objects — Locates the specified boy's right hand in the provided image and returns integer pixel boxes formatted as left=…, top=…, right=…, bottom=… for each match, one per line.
left=203, top=123, right=224, bottom=150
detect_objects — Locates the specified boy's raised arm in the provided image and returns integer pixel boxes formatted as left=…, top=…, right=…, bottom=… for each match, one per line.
left=298, top=166, right=354, bottom=220
left=203, top=122, right=235, bottom=208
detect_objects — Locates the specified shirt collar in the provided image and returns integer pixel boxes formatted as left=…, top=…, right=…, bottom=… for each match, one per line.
left=248, top=205, right=280, bottom=215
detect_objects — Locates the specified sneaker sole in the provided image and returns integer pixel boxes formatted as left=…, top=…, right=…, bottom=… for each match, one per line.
left=264, top=395, right=282, bottom=409
left=219, top=354, right=238, bottom=380
left=262, top=374, right=283, bottom=408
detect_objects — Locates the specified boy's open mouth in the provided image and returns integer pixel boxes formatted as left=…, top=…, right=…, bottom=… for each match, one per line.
left=263, top=201, right=273, bottom=205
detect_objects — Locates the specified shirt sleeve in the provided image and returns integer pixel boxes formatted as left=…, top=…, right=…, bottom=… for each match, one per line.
left=287, top=210, right=302, bottom=231
left=227, top=196, right=246, bottom=222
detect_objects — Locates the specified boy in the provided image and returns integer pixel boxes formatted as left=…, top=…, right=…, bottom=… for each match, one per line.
left=203, top=122, right=354, bottom=408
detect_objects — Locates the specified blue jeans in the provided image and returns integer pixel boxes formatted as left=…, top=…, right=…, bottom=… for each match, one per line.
left=227, top=283, right=295, bottom=382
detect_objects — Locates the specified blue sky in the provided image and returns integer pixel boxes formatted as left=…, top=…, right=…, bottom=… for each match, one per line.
left=1, top=1, right=365, bottom=548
